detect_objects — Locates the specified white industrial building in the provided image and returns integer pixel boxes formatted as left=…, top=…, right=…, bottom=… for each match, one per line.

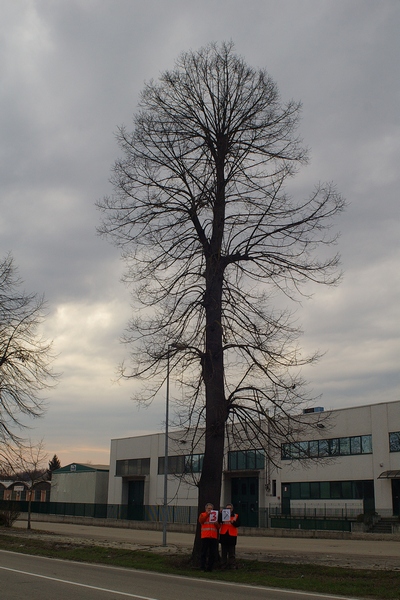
left=108, top=400, right=400, bottom=526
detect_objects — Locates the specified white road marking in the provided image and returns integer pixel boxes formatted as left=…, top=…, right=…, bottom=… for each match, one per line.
left=0, top=565, right=158, bottom=599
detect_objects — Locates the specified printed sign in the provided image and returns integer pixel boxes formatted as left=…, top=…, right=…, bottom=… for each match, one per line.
left=222, top=508, right=231, bottom=522
left=209, top=510, right=218, bottom=522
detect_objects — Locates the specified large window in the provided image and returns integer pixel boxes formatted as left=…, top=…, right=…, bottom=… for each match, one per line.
left=228, top=449, right=265, bottom=471
left=158, top=453, right=204, bottom=475
left=283, top=479, right=374, bottom=501
left=389, top=432, right=400, bottom=452
left=116, top=458, right=150, bottom=477
left=281, top=435, right=372, bottom=460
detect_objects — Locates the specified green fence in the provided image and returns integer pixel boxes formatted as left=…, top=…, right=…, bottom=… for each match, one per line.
left=0, top=500, right=199, bottom=524
left=0, top=500, right=355, bottom=532
left=270, top=516, right=352, bottom=532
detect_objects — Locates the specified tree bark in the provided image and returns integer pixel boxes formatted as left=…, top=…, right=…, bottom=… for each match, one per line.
left=192, top=143, right=227, bottom=562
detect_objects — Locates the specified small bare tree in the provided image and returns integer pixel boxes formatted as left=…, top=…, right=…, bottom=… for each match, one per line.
left=1, top=439, right=48, bottom=529
left=0, top=253, right=57, bottom=446
left=98, top=42, right=345, bottom=556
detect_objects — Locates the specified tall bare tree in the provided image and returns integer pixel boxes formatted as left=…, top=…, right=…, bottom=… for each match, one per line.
left=0, top=253, right=57, bottom=445
left=98, top=42, right=345, bottom=536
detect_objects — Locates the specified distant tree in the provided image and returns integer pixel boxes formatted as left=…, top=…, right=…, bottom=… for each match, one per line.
left=47, top=454, right=61, bottom=480
left=1, top=439, right=47, bottom=529
left=0, top=253, right=57, bottom=446
left=98, top=42, right=344, bottom=556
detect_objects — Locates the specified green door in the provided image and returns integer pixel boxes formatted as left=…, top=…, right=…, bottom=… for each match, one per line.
left=392, top=480, right=400, bottom=516
left=231, top=477, right=259, bottom=527
left=127, top=480, right=144, bottom=520
left=281, top=483, right=291, bottom=515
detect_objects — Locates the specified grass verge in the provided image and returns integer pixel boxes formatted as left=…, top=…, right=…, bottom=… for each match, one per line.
left=0, top=531, right=399, bottom=599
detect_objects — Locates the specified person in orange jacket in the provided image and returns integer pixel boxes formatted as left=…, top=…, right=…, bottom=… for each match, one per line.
left=218, top=503, right=240, bottom=569
left=198, top=502, right=219, bottom=571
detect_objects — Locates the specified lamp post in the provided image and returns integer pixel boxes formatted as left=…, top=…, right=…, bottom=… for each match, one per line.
left=162, top=347, right=171, bottom=547
left=162, top=342, right=185, bottom=547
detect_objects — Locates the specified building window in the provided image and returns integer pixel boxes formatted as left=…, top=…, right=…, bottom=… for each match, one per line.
left=362, top=435, right=373, bottom=453
left=281, top=435, right=372, bottom=460
left=186, top=453, right=204, bottom=473
left=116, top=458, right=150, bottom=477
left=339, top=437, right=351, bottom=455
left=389, top=432, right=400, bottom=452
left=350, top=436, right=362, bottom=454
left=228, top=449, right=265, bottom=471
left=319, top=440, right=329, bottom=457
left=157, top=453, right=204, bottom=475
left=283, top=480, right=374, bottom=501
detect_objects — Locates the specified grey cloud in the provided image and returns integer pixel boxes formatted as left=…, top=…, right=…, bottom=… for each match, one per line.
left=1, top=0, right=398, bottom=464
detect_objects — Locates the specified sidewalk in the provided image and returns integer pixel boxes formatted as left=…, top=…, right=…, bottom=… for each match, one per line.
left=13, top=519, right=400, bottom=570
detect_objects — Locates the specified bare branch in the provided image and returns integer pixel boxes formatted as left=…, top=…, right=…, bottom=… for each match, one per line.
left=0, top=254, right=59, bottom=447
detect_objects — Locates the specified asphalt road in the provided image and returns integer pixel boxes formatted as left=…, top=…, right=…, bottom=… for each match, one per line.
left=0, top=549, right=358, bottom=600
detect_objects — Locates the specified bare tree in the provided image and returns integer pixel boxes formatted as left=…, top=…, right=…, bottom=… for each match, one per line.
left=1, top=439, right=47, bottom=529
left=0, top=253, right=57, bottom=445
left=98, top=42, right=345, bottom=548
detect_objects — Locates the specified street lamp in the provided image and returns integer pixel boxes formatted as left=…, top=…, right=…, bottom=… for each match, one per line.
left=162, top=342, right=186, bottom=547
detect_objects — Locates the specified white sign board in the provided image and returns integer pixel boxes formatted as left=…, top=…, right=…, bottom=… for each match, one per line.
left=222, top=508, right=231, bottom=522
left=209, top=510, right=218, bottom=522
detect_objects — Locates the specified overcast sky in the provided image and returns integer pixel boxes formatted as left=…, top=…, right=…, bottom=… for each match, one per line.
left=1, top=0, right=399, bottom=467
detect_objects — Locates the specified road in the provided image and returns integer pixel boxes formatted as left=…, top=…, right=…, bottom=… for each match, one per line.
left=0, top=549, right=357, bottom=600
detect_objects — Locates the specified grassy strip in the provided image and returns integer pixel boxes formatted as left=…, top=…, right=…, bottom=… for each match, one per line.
left=0, top=532, right=399, bottom=599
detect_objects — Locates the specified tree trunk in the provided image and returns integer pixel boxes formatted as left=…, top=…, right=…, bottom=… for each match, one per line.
left=27, top=497, right=32, bottom=530
left=192, top=240, right=226, bottom=561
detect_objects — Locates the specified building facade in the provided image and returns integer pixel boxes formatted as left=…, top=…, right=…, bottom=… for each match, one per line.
left=273, top=401, right=400, bottom=518
left=51, top=463, right=109, bottom=504
left=108, top=401, right=400, bottom=524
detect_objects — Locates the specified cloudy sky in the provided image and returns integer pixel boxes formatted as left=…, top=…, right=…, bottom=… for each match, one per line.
left=1, top=0, right=399, bottom=467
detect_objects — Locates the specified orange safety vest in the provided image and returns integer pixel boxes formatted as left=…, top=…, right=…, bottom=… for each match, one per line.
left=199, top=512, right=219, bottom=539
left=219, top=514, right=239, bottom=537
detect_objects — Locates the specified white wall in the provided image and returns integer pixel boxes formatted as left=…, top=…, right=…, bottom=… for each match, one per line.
left=51, top=471, right=108, bottom=504
left=108, top=431, right=200, bottom=506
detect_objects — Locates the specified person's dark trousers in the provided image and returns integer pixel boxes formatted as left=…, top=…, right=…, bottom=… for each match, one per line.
left=201, top=538, right=218, bottom=571
left=221, top=543, right=237, bottom=568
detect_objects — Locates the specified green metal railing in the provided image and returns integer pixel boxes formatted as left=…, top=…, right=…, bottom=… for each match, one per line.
left=0, top=500, right=358, bottom=532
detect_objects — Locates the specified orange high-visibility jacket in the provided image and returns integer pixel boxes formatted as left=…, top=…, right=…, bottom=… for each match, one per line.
left=199, top=512, right=219, bottom=539
left=219, top=514, right=239, bottom=537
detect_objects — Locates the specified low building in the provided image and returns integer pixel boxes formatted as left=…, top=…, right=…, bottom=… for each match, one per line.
left=108, top=400, right=400, bottom=525
left=0, top=480, right=50, bottom=502
left=51, top=463, right=109, bottom=504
